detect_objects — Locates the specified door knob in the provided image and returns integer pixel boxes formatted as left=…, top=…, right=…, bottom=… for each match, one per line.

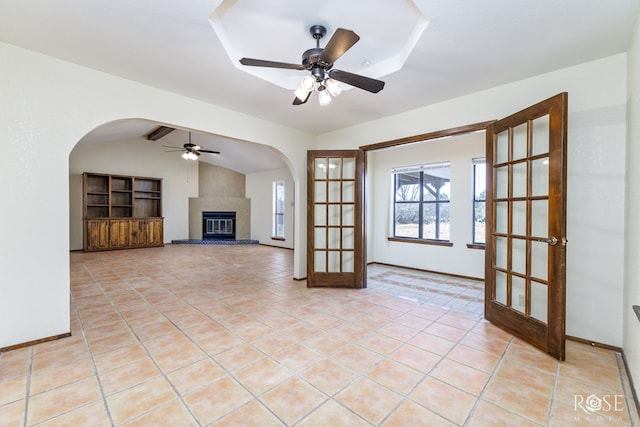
left=535, top=237, right=558, bottom=245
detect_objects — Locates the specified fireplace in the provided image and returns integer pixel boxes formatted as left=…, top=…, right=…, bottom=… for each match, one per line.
left=202, top=211, right=236, bottom=240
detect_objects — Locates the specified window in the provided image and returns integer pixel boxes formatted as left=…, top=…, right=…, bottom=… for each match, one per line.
left=272, top=180, right=285, bottom=239
left=472, top=158, right=486, bottom=244
left=393, top=162, right=451, bottom=241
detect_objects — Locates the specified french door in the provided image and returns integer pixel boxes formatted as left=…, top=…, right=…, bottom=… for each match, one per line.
left=307, top=150, right=366, bottom=288
left=485, top=93, right=568, bottom=360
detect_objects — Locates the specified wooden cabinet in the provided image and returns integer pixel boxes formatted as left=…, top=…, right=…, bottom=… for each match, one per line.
left=85, top=219, right=109, bottom=251
left=109, top=219, right=131, bottom=249
left=83, top=173, right=164, bottom=251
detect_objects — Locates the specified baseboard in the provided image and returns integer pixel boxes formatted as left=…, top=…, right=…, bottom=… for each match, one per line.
left=0, top=332, right=72, bottom=353
left=621, top=350, right=640, bottom=421
left=565, top=335, right=622, bottom=352
left=367, top=261, right=484, bottom=281
left=258, top=242, right=294, bottom=250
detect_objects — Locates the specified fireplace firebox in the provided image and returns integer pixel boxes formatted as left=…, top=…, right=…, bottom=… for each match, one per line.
left=202, top=211, right=236, bottom=240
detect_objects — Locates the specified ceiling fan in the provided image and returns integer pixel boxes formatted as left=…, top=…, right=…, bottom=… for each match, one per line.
left=163, top=132, right=219, bottom=160
left=239, top=24, right=385, bottom=106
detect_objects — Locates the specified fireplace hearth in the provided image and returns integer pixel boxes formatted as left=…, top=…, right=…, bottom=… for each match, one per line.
left=202, top=211, right=236, bottom=240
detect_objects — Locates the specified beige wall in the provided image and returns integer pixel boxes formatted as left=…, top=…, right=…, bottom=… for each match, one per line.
left=189, top=162, right=251, bottom=239
left=198, top=162, right=245, bottom=197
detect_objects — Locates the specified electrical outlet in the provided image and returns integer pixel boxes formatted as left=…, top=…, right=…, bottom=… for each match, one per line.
left=518, top=294, right=525, bottom=306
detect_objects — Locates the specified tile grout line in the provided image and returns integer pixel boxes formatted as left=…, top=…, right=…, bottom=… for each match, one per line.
left=74, top=261, right=117, bottom=427
left=111, top=262, right=294, bottom=426
left=21, top=347, right=33, bottom=427
left=98, top=263, right=206, bottom=425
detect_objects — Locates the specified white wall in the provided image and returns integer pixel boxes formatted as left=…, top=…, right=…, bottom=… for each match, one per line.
left=624, top=14, right=640, bottom=401
left=319, top=54, right=628, bottom=347
left=246, top=167, right=295, bottom=249
left=368, top=132, right=485, bottom=278
left=69, top=137, right=199, bottom=250
left=0, top=42, right=313, bottom=349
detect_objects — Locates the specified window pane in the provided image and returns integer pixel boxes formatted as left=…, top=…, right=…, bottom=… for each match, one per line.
left=395, top=172, right=420, bottom=201
left=328, top=158, right=341, bottom=179
left=495, top=131, right=509, bottom=164
left=473, top=162, right=486, bottom=200
left=394, top=203, right=419, bottom=238
left=423, top=165, right=450, bottom=202
left=474, top=202, right=486, bottom=244
left=423, top=202, right=450, bottom=240
left=393, top=162, right=452, bottom=241
left=473, top=160, right=486, bottom=244
left=315, top=158, right=327, bottom=179
left=512, top=123, right=528, bottom=161
left=275, top=214, right=284, bottom=237
left=531, top=280, right=548, bottom=322
left=532, top=115, right=550, bottom=156
left=342, top=158, right=356, bottom=179
left=273, top=181, right=285, bottom=237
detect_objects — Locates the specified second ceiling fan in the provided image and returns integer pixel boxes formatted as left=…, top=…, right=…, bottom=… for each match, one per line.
left=239, top=24, right=385, bottom=105
left=164, top=132, right=219, bottom=161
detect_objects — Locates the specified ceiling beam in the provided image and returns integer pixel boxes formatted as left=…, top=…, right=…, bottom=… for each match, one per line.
left=146, top=126, right=175, bottom=141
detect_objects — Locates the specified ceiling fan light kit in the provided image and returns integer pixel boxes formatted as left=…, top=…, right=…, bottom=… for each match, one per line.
left=181, top=151, right=199, bottom=161
left=164, top=131, right=220, bottom=160
left=239, top=24, right=385, bottom=106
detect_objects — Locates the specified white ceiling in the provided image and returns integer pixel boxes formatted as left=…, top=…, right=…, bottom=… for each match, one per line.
left=1, top=0, right=638, bottom=173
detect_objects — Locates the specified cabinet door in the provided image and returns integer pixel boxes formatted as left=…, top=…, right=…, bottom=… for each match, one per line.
left=147, top=219, right=164, bottom=246
left=109, top=219, right=130, bottom=248
left=129, top=219, right=148, bottom=247
left=85, top=220, right=109, bottom=251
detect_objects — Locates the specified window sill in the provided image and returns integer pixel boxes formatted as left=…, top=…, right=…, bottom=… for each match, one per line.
left=466, top=243, right=485, bottom=250
left=388, top=237, right=453, bottom=247
left=271, top=236, right=286, bottom=241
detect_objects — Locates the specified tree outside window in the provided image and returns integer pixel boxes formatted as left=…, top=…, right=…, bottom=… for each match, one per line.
left=393, top=162, right=451, bottom=241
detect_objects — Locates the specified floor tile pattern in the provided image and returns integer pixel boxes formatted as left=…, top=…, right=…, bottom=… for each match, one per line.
left=0, top=244, right=638, bottom=426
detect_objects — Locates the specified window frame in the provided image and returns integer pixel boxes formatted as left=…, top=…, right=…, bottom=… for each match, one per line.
left=392, top=162, right=451, bottom=243
left=272, top=180, right=285, bottom=240
left=471, top=158, right=486, bottom=246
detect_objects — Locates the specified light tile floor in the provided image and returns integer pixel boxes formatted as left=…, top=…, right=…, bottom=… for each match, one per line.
left=0, top=244, right=638, bottom=426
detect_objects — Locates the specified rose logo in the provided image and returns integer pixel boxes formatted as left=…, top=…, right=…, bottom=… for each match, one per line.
left=584, top=394, right=602, bottom=412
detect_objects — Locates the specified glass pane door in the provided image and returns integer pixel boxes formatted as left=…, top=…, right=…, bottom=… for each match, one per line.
left=485, top=93, right=567, bottom=360
left=307, top=150, right=365, bottom=288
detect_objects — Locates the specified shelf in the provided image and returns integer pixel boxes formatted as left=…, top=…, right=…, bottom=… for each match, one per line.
left=83, top=172, right=163, bottom=251
left=86, top=175, right=109, bottom=193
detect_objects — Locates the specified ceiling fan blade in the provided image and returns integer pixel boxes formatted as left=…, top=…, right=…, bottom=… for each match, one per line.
left=240, top=58, right=305, bottom=70
left=328, top=69, right=385, bottom=93
left=164, top=149, right=185, bottom=153
left=162, top=145, right=183, bottom=149
left=319, top=28, right=360, bottom=65
left=293, top=91, right=311, bottom=105
left=197, top=149, right=220, bottom=154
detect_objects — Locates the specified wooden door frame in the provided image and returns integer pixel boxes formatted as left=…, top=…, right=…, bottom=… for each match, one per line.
left=359, top=102, right=567, bottom=360
left=307, top=149, right=366, bottom=288
left=484, top=93, right=568, bottom=360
